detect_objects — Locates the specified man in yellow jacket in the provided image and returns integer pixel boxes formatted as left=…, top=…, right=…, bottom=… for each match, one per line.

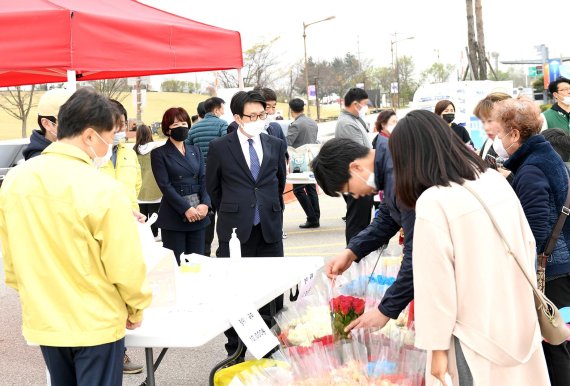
left=100, top=100, right=142, bottom=213
left=0, top=88, right=152, bottom=386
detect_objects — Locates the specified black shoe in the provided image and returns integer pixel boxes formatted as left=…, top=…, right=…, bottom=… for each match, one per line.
left=299, top=221, right=320, bottom=228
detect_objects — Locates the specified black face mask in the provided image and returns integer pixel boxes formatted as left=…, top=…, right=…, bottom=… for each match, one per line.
left=169, top=126, right=189, bottom=141
left=442, top=113, right=455, bottom=124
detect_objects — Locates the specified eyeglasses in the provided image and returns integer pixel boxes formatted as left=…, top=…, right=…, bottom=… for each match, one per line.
left=338, top=178, right=354, bottom=197
left=241, top=112, right=268, bottom=121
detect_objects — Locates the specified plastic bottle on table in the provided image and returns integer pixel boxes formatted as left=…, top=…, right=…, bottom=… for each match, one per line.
left=229, top=227, right=241, bottom=259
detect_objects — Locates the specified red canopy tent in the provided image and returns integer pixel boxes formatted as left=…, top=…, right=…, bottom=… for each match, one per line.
left=0, top=0, right=243, bottom=87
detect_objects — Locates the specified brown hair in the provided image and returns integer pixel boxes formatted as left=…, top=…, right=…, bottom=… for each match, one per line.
left=472, top=92, right=511, bottom=119
left=389, top=110, right=488, bottom=208
left=491, top=97, right=542, bottom=141
left=374, top=110, right=396, bottom=132
left=134, top=124, right=153, bottom=155
left=434, top=100, right=455, bottom=116
left=161, top=107, right=191, bottom=136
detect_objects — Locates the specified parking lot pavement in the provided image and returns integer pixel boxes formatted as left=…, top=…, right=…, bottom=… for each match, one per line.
left=0, top=193, right=351, bottom=385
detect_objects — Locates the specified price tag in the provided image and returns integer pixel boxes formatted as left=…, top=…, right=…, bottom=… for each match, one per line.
left=298, top=272, right=315, bottom=299
left=229, top=304, right=279, bottom=359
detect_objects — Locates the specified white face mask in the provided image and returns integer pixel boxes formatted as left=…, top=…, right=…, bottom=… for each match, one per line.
left=358, top=104, right=368, bottom=119
left=562, top=96, right=570, bottom=105
left=492, top=131, right=514, bottom=159
left=89, top=132, right=113, bottom=168
left=113, top=131, right=126, bottom=146
left=386, top=124, right=397, bottom=133
left=353, top=168, right=378, bottom=191
left=241, top=119, right=265, bottom=137
left=266, top=114, right=277, bottom=122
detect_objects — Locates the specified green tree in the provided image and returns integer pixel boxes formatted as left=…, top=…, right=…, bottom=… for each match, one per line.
left=420, top=63, right=455, bottom=84
left=397, top=56, right=418, bottom=106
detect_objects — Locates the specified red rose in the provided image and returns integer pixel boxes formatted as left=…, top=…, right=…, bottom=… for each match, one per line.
left=339, top=298, right=351, bottom=315
left=330, top=297, right=341, bottom=313
left=353, top=299, right=365, bottom=315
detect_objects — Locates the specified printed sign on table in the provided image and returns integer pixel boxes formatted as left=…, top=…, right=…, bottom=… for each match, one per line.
left=230, top=304, right=280, bottom=359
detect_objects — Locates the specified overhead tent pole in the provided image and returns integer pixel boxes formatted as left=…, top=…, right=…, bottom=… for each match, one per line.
left=237, top=68, right=244, bottom=90
left=66, top=70, right=77, bottom=92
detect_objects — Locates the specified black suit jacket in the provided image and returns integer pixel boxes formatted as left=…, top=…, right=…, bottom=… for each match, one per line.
left=150, top=140, right=211, bottom=231
left=206, top=131, right=287, bottom=243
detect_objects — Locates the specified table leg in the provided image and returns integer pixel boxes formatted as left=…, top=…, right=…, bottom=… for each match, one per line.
left=143, top=348, right=155, bottom=386
left=208, top=339, right=244, bottom=386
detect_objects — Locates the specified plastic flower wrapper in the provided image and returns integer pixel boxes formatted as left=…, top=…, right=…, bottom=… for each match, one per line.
left=329, top=339, right=369, bottom=385
left=286, top=343, right=331, bottom=385
left=329, top=275, right=366, bottom=341
left=275, top=293, right=332, bottom=348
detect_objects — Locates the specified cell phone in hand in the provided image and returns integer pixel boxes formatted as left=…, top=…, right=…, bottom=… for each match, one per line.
left=485, top=154, right=498, bottom=170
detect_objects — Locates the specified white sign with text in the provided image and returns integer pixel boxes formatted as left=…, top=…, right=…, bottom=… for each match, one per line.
left=229, top=304, right=279, bottom=359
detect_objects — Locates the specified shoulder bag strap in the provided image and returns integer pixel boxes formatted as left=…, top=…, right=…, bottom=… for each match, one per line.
left=542, top=180, right=570, bottom=257
left=462, top=184, right=544, bottom=299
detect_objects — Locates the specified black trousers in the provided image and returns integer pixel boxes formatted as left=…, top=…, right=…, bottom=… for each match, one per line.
left=343, top=194, right=374, bottom=244
left=204, top=208, right=216, bottom=257
left=41, top=338, right=124, bottom=386
left=162, top=228, right=206, bottom=265
left=217, top=224, right=284, bottom=357
left=139, top=203, right=161, bottom=237
left=293, top=184, right=320, bottom=222
left=543, top=274, right=570, bottom=386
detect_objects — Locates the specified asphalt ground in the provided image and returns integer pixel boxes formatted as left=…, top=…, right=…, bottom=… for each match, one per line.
left=0, top=192, right=355, bottom=386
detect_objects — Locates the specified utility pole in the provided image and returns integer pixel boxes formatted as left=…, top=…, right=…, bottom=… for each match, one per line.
left=315, top=77, right=320, bottom=122
left=136, top=77, right=142, bottom=123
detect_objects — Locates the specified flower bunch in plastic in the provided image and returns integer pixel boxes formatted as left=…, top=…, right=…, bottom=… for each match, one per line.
left=275, top=290, right=333, bottom=348
left=330, top=275, right=366, bottom=340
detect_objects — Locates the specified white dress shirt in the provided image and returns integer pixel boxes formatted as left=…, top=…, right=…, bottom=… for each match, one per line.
left=236, top=128, right=264, bottom=168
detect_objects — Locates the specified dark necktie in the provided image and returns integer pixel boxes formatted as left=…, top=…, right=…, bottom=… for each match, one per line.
left=248, top=138, right=261, bottom=225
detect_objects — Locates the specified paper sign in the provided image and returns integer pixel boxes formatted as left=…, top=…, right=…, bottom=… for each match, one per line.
left=298, top=272, right=315, bottom=299
left=230, top=305, right=279, bottom=359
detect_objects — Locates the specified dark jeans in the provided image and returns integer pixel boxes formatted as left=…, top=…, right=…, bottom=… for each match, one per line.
left=41, top=338, right=124, bottom=386
left=204, top=208, right=216, bottom=257
left=543, top=275, right=570, bottom=386
left=293, top=184, right=320, bottom=222
left=343, top=194, right=374, bottom=244
left=139, top=202, right=161, bottom=237
left=162, top=228, right=206, bottom=265
left=217, top=224, right=284, bottom=357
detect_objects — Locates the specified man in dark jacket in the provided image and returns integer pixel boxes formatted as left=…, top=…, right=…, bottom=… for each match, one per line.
left=186, top=97, right=228, bottom=256
left=23, top=88, right=72, bottom=160
left=311, top=137, right=415, bottom=330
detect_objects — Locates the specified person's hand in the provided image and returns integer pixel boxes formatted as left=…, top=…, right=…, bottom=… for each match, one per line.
left=184, top=207, right=200, bottom=222
left=326, top=249, right=357, bottom=279
left=497, top=167, right=511, bottom=179
left=132, top=210, right=147, bottom=223
left=126, top=318, right=142, bottom=330
left=344, top=308, right=390, bottom=333
left=431, top=350, right=449, bottom=385
left=196, top=204, right=209, bottom=219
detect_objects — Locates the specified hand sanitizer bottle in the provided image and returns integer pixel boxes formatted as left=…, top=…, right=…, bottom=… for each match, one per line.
left=229, top=228, right=241, bottom=259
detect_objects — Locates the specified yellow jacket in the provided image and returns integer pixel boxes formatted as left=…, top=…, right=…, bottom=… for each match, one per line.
left=99, top=143, right=142, bottom=211
left=0, top=142, right=152, bottom=347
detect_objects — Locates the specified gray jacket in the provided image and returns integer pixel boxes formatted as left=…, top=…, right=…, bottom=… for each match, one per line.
left=334, top=110, right=372, bottom=148
left=287, top=114, right=318, bottom=147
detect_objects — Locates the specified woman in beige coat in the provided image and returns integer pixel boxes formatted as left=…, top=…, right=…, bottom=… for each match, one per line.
left=389, top=110, right=550, bottom=386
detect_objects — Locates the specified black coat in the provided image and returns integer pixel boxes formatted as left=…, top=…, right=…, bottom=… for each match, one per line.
left=206, top=131, right=287, bottom=243
left=150, top=140, right=211, bottom=231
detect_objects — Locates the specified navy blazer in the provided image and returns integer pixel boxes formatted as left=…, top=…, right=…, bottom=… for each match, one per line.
left=150, top=140, right=211, bottom=231
left=206, top=131, right=287, bottom=243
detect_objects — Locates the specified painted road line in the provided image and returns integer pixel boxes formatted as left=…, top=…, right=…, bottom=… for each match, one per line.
left=285, top=242, right=345, bottom=250
left=285, top=227, right=345, bottom=235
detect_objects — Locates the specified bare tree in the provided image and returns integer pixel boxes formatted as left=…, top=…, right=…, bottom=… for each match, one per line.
left=465, top=0, right=479, bottom=79
left=0, top=86, right=36, bottom=138
left=89, top=79, right=129, bottom=101
left=218, top=37, right=281, bottom=89
left=475, top=0, right=487, bottom=79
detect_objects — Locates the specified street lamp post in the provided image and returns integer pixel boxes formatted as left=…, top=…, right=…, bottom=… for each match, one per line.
left=303, top=16, right=335, bottom=119
left=390, top=34, right=414, bottom=108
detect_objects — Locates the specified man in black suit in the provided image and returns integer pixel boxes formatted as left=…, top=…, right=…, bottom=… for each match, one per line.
left=206, top=90, right=287, bottom=360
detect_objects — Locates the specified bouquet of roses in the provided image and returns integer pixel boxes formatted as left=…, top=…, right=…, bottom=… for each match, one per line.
left=330, top=294, right=365, bottom=340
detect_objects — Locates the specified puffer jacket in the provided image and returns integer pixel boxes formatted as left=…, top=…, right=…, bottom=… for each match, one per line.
left=504, top=135, right=570, bottom=277
left=185, top=113, right=227, bottom=163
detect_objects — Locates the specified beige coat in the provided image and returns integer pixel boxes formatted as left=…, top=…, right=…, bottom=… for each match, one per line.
left=413, top=170, right=550, bottom=386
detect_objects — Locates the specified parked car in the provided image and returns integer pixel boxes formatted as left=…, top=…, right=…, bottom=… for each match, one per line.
left=0, top=138, right=29, bottom=187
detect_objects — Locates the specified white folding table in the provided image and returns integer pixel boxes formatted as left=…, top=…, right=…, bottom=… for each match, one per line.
left=125, top=256, right=324, bottom=386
